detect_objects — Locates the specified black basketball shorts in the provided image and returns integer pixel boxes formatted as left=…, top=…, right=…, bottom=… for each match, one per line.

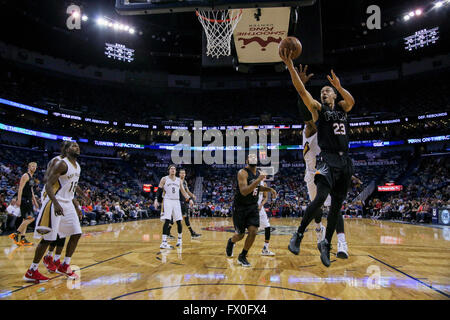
left=314, top=152, right=354, bottom=199
left=232, top=203, right=259, bottom=235
left=20, top=198, right=34, bottom=219
left=181, top=202, right=189, bottom=217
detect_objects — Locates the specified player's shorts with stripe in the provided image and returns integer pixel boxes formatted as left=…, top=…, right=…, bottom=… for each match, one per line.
left=34, top=198, right=82, bottom=241
left=259, top=207, right=270, bottom=229
left=160, top=199, right=182, bottom=222
left=314, top=151, right=354, bottom=199
left=232, top=203, right=259, bottom=235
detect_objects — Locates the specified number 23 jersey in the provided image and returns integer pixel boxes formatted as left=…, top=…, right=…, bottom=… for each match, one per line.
left=317, top=103, right=349, bottom=153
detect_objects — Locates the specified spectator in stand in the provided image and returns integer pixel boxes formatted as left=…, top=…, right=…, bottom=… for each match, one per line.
left=5, top=198, right=21, bottom=232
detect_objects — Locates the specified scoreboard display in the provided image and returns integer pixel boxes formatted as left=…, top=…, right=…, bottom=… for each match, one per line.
left=105, top=42, right=134, bottom=62
left=404, top=27, right=439, bottom=51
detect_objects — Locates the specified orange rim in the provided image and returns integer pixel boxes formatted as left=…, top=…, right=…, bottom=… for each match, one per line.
left=196, top=9, right=243, bottom=23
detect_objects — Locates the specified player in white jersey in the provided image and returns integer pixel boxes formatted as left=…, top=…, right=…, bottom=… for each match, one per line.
left=303, top=126, right=331, bottom=244
left=40, top=141, right=90, bottom=274
left=258, top=181, right=275, bottom=256
left=24, top=142, right=83, bottom=283
left=154, top=164, right=193, bottom=249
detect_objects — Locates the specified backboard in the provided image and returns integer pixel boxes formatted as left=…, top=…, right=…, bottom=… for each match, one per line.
left=115, top=0, right=316, bottom=15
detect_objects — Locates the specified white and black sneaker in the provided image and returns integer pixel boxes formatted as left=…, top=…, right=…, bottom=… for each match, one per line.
left=261, top=248, right=275, bottom=256
left=160, top=242, right=174, bottom=249
left=237, top=254, right=251, bottom=267
left=176, top=239, right=182, bottom=247
left=226, top=238, right=235, bottom=257
left=191, top=232, right=202, bottom=239
left=336, top=241, right=349, bottom=259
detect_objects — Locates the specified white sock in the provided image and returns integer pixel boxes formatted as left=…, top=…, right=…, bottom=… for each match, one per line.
left=315, top=222, right=322, bottom=231
left=263, top=242, right=269, bottom=250
left=162, top=235, right=167, bottom=242
left=178, top=233, right=182, bottom=240
left=46, top=251, right=53, bottom=257
left=63, top=257, right=71, bottom=265
left=54, top=254, right=61, bottom=261
left=30, top=263, right=39, bottom=271
left=337, top=233, right=346, bottom=243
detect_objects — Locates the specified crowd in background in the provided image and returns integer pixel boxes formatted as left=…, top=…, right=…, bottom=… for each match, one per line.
left=1, top=142, right=449, bottom=234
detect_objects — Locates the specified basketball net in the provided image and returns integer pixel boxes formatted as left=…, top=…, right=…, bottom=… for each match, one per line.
left=196, top=9, right=243, bottom=58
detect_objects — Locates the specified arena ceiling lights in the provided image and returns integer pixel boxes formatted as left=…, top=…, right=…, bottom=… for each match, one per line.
left=403, top=0, right=449, bottom=21
left=96, top=16, right=136, bottom=34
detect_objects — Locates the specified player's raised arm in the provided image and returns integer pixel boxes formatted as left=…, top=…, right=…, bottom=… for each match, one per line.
left=237, top=169, right=265, bottom=196
left=327, top=70, right=355, bottom=113
left=45, top=160, right=67, bottom=216
left=280, top=49, right=321, bottom=122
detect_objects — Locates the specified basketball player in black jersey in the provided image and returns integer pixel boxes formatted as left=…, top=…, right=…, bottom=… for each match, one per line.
left=9, top=162, right=39, bottom=246
left=281, top=49, right=356, bottom=267
left=226, top=154, right=277, bottom=267
left=166, top=169, right=201, bottom=239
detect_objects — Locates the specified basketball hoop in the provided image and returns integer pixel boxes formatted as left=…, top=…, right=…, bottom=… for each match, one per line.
left=196, top=9, right=243, bottom=58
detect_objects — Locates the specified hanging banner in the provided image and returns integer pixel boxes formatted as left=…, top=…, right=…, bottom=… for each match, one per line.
left=233, top=7, right=291, bottom=63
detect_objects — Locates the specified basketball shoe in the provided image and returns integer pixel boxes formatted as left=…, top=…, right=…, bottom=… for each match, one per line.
left=226, top=238, right=235, bottom=257
left=336, top=240, right=349, bottom=259
left=56, top=263, right=78, bottom=280
left=261, top=248, right=275, bottom=256
left=288, top=232, right=303, bottom=255
left=23, top=269, right=49, bottom=283
left=237, top=254, right=251, bottom=267
left=160, top=242, right=174, bottom=249
left=20, top=237, right=33, bottom=246
left=318, top=239, right=331, bottom=267
left=9, top=233, right=21, bottom=245
left=191, top=231, right=202, bottom=239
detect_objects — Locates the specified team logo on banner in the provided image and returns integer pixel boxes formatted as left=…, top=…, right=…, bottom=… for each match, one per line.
left=233, top=7, right=291, bottom=63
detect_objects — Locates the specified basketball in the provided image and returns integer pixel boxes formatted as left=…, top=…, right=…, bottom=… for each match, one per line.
left=279, top=36, right=302, bottom=59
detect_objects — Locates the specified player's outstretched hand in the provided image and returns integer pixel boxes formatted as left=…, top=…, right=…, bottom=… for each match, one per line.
left=280, top=48, right=294, bottom=66
left=327, top=69, right=342, bottom=89
left=295, top=64, right=314, bottom=84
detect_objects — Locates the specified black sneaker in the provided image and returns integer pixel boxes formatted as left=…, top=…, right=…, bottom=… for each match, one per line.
left=191, top=232, right=202, bottom=239
left=288, top=232, right=303, bottom=255
left=318, top=239, right=331, bottom=267
left=226, top=238, right=235, bottom=257
left=237, top=254, right=251, bottom=267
